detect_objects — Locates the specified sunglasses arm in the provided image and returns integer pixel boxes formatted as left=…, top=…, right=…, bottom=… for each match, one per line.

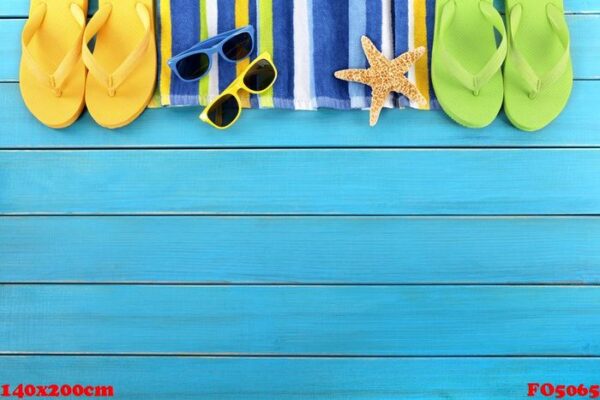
left=181, top=26, right=253, bottom=54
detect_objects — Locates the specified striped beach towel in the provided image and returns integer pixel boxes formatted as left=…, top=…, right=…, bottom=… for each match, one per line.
left=157, top=0, right=438, bottom=110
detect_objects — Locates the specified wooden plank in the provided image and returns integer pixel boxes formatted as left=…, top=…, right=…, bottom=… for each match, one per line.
left=2, top=285, right=600, bottom=355
left=2, top=149, right=600, bottom=215
left=1, top=0, right=597, bottom=17
left=2, top=15, right=599, bottom=81
left=2, top=216, right=600, bottom=283
left=0, top=0, right=99, bottom=17
left=495, top=0, right=600, bottom=13
left=2, top=356, right=600, bottom=399
left=1, top=81, right=600, bottom=148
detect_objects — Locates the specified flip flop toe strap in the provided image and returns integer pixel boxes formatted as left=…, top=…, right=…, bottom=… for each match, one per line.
left=83, top=3, right=152, bottom=97
left=508, top=3, right=570, bottom=99
left=21, top=3, right=86, bottom=97
left=438, top=0, right=507, bottom=96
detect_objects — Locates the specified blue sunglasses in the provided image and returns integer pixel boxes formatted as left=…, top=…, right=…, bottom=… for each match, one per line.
left=168, top=25, right=255, bottom=82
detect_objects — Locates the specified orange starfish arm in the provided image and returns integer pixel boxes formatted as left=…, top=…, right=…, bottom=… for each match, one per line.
left=334, top=69, right=372, bottom=86
left=392, top=46, right=426, bottom=72
left=369, top=87, right=389, bottom=127
left=361, top=36, right=388, bottom=69
left=395, top=76, right=426, bottom=105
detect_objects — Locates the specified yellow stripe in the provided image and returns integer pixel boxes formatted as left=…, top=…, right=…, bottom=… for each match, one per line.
left=413, top=0, right=431, bottom=110
left=199, top=0, right=209, bottom=105
left=235, top=0, right=251, bottom=108
left=258, top=0, right=274, bottom=108
left=159, top=0, right=172, bottom=106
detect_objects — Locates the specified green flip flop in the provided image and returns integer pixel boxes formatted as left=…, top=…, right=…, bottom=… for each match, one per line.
left=504, top=0, right=573, bottom=132
left=432, top=0, right=507, bottom=128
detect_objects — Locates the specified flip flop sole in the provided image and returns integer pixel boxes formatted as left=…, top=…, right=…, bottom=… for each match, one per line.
left=504, top=0, right=573, bottom=132
left=432, top=0, right=504, bottom=129
left=85, top=0, right=157, bottom=129
left=19, top=0, right=88, bottom=129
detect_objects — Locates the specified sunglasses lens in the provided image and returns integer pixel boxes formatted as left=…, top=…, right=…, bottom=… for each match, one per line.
left=207, top=94, right=240, bottom=128
left=176, top=53, right=210, bottom=80
left=222, top=32, right=253, bottom=61
left=243, top=59, right=276, bottom=92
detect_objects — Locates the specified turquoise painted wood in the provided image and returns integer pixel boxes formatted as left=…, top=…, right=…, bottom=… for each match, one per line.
left=0, top=0, right=95, bottom=17
left=2, top=216, right=600, bottom=284
left=0, top=0, right=99, bottom=17
left=1, top=81, right=599, bottom=148
left=2, top=356, right=600, bottom=399
left=2, top=149, right=600, bottom=215
left=495, top=0, right=600, bottom=13
left=2, top=15, right=599, bottom=81
left=2, top=285, right=600, bottom=355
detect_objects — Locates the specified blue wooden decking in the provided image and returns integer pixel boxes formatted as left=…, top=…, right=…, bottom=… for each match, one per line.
left=1, top=1, right=600, bottom=398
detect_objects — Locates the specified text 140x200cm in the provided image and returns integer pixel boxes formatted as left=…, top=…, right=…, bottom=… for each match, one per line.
left=1, top=384, right=114, bottom=398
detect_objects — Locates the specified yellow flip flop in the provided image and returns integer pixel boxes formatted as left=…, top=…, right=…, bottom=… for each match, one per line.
left=83, top=0, right=157, bottom=129
left=20, top=0, right=88, bottom=129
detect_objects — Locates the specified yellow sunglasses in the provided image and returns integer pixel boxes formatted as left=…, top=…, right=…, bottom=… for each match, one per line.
left=200, top=52, right=278, bottom=129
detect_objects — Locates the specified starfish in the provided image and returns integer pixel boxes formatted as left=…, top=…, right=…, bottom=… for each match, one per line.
left=335, top=36, right=427, bottom=126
